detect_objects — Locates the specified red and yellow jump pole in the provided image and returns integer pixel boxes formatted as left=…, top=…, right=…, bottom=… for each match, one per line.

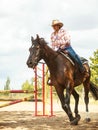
left=34, top=66, right=38, bottom=116
left=0, top=90, right=35, bottom=93
left=0, top=97, right=32, bottom=108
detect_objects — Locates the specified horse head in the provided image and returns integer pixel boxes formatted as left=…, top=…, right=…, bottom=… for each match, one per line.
left=26, top=35, right=44, bottom=69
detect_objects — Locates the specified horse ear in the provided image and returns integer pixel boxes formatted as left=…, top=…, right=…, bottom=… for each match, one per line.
left=36, top=34, right=43, bottom=46
left=36, top=34, right=39, bottom=40
left=31, top=36, right=34, bottom=41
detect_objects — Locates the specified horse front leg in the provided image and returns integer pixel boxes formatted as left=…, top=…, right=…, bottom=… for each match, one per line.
left=64, top=82, right=80, bottom=125
left=55, top=86, right=74, bottom=123
left=72, top=89, right=80, bottom=118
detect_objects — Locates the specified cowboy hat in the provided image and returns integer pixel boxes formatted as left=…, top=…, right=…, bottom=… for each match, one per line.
left=51, top=20, right=63, bottom=27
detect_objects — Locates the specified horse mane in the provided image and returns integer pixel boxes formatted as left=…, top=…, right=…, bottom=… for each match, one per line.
left=38, top=36, right=58, bottom=56
left=39, top=37, right=49, bottom=46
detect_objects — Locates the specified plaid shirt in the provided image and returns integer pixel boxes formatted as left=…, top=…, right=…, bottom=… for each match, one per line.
left=51, top=28, right=71, bottom=49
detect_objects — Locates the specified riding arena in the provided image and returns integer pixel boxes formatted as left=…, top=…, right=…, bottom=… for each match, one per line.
left=0, top=36, right=98, bottom=130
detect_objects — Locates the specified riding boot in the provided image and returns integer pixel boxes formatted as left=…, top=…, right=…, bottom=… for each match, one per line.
left=78, top=65, right=85, bottom=74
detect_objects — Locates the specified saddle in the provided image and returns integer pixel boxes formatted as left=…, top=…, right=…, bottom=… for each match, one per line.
left=58, top=50, right=88, bottom=66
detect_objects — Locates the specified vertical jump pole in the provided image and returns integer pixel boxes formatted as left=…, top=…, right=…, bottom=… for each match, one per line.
left=34, top=67, right=37, bottom=116
left=45, top=64, right=54, bottom=116
left=50, top=86, right=53, bottom=116
left=42, top=63, right=45, bottom=115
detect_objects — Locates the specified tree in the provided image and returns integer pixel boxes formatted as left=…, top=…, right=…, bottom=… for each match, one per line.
left=89, top=49, right=98, bottom=86
left=4, top=77, right=10, bottom=90
left=22, top=80, right=33, bottom=91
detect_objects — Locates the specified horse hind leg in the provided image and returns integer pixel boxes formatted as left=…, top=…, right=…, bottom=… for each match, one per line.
left=83, top=79, right=91, bottom=122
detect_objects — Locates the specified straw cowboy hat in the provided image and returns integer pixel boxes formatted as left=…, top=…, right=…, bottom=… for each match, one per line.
left=51, top=20, right=63, bottom=27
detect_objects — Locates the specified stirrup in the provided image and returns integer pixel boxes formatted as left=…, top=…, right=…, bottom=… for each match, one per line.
left=47, top=78, right=53, bottom=86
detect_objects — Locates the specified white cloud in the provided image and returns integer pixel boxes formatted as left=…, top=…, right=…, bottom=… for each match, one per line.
left=70, top=28, right=98, bottom=59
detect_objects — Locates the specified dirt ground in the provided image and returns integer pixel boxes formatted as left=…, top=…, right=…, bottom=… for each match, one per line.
left=0, top=102, right=98, bottom=130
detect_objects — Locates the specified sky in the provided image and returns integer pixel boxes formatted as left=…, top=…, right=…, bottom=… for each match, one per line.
left=0, top=0, right=98, bottom=90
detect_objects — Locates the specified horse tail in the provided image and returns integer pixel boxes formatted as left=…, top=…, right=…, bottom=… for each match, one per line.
left=89, top=81, right=98, bottom=100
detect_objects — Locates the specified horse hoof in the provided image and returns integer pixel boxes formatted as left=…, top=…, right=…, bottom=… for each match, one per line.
left=70, top=115, right=81, bottom=125
left=70, top=120, right=78, bottom=125
left=85, top=118, right=91, bottom=122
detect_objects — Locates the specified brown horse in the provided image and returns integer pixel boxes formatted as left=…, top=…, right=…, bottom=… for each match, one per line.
left=27, top=35, right=98, bottom=125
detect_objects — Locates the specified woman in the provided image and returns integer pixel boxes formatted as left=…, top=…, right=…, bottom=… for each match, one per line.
left=51, top=19, right=85, bottom=73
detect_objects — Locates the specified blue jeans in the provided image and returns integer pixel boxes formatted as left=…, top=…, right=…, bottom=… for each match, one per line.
left=64, top=46, right=84, bottom=71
